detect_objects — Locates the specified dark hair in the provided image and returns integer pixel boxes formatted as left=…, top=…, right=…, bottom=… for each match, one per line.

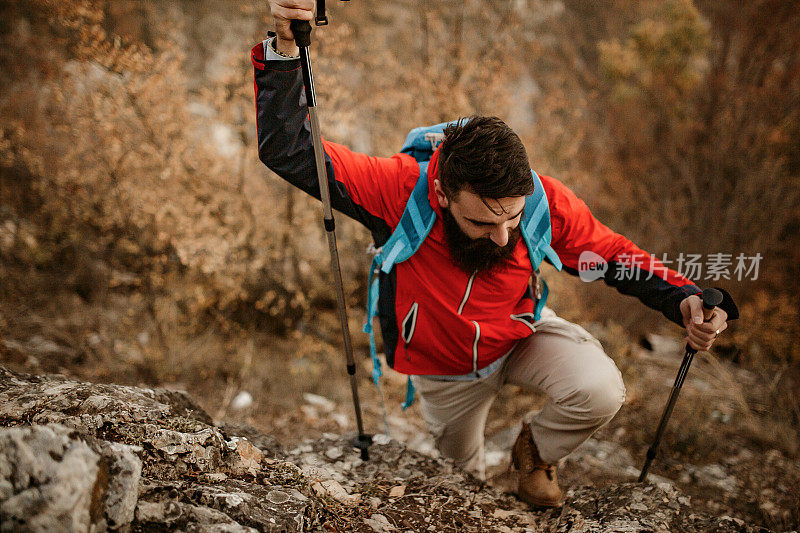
left=438, top=116, right=533, bottom=206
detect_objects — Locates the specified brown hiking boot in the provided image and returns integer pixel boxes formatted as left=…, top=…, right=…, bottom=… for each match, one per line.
left=511, top=422, right=563, bottom=508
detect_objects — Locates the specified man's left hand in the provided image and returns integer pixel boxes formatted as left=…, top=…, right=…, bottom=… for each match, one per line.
left=680, top=294, right=728, bottom=352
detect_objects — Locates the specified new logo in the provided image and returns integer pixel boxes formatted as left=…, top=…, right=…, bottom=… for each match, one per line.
left=578, top=250, right=608, bottom=282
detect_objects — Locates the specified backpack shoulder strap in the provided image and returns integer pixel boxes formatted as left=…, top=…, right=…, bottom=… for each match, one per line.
left=363, top=165, right=435, bottom=401
left=378, top=165, right=435, bottom=274
left=520, top=170, right=562, bottom=321
left=521, top=170, right=562, bottom=272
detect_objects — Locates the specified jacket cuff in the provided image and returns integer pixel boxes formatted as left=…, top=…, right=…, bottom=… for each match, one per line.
left=251, top=38, right=300, bottom=72
left=264, top=35, right=300, bottom=60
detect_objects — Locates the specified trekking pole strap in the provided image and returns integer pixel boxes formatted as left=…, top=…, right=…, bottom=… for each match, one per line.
left=315, top=0, right=329, bottom=25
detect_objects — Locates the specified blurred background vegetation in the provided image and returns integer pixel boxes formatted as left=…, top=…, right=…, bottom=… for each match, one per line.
left=1, top=0, right=798, bottom=527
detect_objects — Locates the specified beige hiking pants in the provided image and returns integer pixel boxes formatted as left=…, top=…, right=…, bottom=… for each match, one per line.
left=412, top=308, right=626, bottom=480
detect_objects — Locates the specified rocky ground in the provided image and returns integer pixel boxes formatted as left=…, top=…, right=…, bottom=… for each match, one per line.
left=0, top=365, right=782, bottom=532
left=1, top=185, right=797, bottom=531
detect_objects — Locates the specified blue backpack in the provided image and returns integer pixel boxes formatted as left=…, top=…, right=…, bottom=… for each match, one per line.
left=363, top=121, right=562, bottom=412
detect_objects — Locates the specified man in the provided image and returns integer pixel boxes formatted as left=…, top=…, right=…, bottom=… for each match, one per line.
left=254, top=0, right=738, bottom=508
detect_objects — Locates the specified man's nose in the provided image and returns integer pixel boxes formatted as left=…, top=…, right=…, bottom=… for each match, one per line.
left=489, top=225, right=509, bottom=247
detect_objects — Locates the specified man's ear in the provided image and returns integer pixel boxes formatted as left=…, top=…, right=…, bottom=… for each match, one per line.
left=433, top=179, right=449, bottom=209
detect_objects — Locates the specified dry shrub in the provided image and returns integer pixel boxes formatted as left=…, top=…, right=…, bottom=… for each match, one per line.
left=594, top=0, right=799, bottom=334
left=539, top=0, right=800, bottom=368
left=586, top=0, right=800, bottom=452
left=0, top=0, right=535, bottom=387
left=1, top=0, right=315, bottom=332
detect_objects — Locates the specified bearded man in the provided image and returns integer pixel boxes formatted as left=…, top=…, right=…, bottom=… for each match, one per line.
left=253, top=0, right=738, bottom=508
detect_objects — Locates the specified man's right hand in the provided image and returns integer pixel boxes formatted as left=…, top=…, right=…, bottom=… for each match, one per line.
left=268, top=0, right=314, bottom=57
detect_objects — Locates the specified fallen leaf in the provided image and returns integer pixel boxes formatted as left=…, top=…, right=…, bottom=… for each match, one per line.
left=492, top=508, right=514, bottom=519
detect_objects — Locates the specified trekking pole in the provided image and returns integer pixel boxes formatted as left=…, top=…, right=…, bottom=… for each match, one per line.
left=638, top=288, right=723, bottom=482
left=290, top=18, right=372, bottom=461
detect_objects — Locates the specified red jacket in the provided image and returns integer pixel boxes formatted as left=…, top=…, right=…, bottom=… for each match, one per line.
left=252, top=42, right=735, bottom=376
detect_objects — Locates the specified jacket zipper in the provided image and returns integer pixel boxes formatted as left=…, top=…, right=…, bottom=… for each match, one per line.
left=471, top=321, right=480, bottom=374
left=457, top=271, right=477, bottom=315
left=458, top=272, right=479, bottom=373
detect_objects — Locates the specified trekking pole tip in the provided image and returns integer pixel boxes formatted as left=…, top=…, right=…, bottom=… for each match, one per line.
left=354, top=433, right=373, bottom=461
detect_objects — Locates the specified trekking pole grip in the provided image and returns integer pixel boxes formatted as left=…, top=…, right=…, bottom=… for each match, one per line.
left=700, top=288, right=723, bottom=322
left=290, top=20, right=312, bottom=47
left=685, top=288, right=723, bottom=355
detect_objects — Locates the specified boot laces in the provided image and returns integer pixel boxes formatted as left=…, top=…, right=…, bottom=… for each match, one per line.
left=533, top=463, right=555, bottom=481
left=524, top=426, right=554, bottom=475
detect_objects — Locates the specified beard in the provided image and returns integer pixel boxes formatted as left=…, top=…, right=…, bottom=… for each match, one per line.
left=440, top=207, right=522, bottom=274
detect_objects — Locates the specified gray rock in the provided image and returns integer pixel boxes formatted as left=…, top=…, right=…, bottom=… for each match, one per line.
left=134, top=498, right=258, bottom=532
left=0, top=367, right=314, bottom=531
left=89, top=439, right=142, bottom=529
left=0, top=424, right=143, bottom=532
left=688, top=463, right=739, bottom=493
left=136, top=479, right=311, bottom=532
left=0, top=424, right=99, bottom=532
left=364, top=513, right=395, bottom=531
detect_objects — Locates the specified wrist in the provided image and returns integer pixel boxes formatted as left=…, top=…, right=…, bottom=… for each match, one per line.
left=273, top=36, right=299, bottom=58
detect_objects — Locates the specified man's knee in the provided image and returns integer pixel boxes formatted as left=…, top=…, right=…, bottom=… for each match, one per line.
left=557, top=352, right=626, bottom=419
